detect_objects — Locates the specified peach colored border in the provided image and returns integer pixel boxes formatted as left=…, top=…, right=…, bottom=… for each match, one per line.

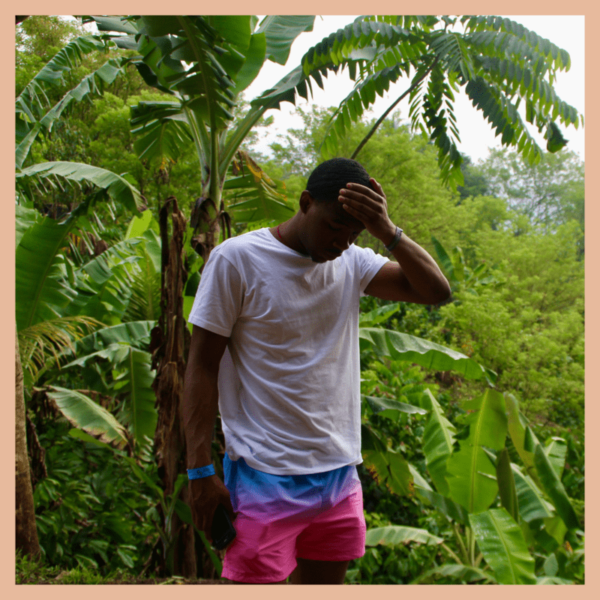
left=6, top=1, right=595, bottom=598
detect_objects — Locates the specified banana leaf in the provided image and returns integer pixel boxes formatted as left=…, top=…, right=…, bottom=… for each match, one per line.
left=258, top=16, right=315, bottom=65
left=544, top=437, right=568, bottom=480
left=358, top=302, right=400, bottom=327
left=447, top=442, right=498, bottom=514
left=408, top=463, right=432, bottom=491
left=496, top=448, right=519, bottom=523
left=118, top=348, right=158, bottom=449
left=462, top=389, right=508, bottom=450
left=48, top=386, right=128, bottom=449
left=129, top=101, right=194, bottom=164
left=64, top=241, right=141, bottom=324
left=511, top=464, right=554, bottom=522
left=415, top=487, right=470, bottom=525
left=17, top=162, right=144, bottom=213
left=359, top=327, right=497, bottom=384
left=543, top=515, right=568, bottom=546
left=421, top=389, right=456, bottom=496
left=365, top=525, right=444, bottom=547
left=125, top=209, right=154, bottom=239
left=534, top=444, right=579, bottom=530
left=73, top=321, right=155, bottom=355
left=16, top=217, right=78, bottom=331
left=16, top=57, right=128, bottom=169
left=536, top=576, right=575, bottom=584
left=446, top=389, right=507, bottom=513
left=361, top=425, right=412, bottom=496
left=506, top=393, right=540, bottom=484
left=224, top=151, right=295, bottom=224
left=363, top=395, right=427, bottom=421
left=15, top=205, right=42, bottom=249
left=469, top=508, right=537, bottom=584
left=410, top=564, right=496, bottom=584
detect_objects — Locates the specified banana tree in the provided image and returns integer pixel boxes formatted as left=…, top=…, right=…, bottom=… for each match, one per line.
left=84, top=15, right=315, bottom=260
left=16, top=198, right=160, bottom=447
left=16, top=34, right=131, bottom=172
left=361, top=381, right=583, bottom=584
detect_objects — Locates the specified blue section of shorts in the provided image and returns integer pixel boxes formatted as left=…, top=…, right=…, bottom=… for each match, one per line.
left=223, top=452, right=361, bottom=520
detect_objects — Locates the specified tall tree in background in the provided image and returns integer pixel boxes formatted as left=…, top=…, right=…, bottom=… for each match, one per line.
left=309, top=15, right=582, bottom=187
left=476, top=147, right=584, bottom=233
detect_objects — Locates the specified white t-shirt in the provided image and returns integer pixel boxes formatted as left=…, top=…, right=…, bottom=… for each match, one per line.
left=188, top=228, right=388, bottom=475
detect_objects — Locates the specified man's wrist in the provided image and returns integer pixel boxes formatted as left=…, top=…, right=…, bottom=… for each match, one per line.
left=378, top=222, right=397, bottom=247
left=384, top=226, right=403, bottom=252
left=187, top=464, right=216, bottom=480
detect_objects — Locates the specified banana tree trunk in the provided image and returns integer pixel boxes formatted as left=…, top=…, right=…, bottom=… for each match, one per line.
left=15, top=331, right=41, bottom=559
left=189, top=194, right=222, bottom=265
left=151, top=197, right=195, bottom=577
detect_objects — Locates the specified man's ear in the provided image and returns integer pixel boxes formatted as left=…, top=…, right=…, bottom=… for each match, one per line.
left=299, top=190, right=314, bottom=214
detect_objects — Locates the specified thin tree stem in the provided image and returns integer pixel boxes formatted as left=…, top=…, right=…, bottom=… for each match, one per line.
left=350, top=56, right=439, bottom=160
left=440, top=543, right=463, bottom=565
left=453, top=523, right=470, bottom=565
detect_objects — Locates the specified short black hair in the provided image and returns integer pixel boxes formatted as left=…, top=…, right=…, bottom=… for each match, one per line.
left=306, top=158, right=373, bottom=203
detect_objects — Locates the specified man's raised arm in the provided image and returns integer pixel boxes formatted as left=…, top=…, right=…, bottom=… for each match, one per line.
left=338, top=178, right=451, bottom=304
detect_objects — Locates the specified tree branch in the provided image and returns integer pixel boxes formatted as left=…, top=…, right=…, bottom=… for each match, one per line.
left=351, top=56, right=440, bottom=160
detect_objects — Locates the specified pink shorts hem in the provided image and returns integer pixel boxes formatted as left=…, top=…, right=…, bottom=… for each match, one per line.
left=221, top=566, right=295, bottom=584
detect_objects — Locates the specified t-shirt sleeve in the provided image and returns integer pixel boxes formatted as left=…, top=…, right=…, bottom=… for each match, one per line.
left=187, top=247, right=243, bottom=337
left=354, top=245, right=389, bottom=296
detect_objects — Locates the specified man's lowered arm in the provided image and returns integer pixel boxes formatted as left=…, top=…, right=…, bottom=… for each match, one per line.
left=182, top=325, right=235, bottom=541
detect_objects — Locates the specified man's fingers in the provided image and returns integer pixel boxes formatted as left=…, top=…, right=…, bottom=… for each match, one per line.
left=342, top=203, right=367, bottom=222
left=225, top=498, right=236, bottom=522
left=340, top=195, right=383, bottom=221
left=370, top=177, right=385, bottom=196
left=339, top=191, right=380, bottom=213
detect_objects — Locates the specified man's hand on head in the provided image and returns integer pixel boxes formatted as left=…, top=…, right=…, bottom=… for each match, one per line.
left=338, top=178, right=396, bottom=246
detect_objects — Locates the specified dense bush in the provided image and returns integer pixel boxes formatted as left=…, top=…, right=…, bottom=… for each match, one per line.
left=33, top=419, right=159, bottom=573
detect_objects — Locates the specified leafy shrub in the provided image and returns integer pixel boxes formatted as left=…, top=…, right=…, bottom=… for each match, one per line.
left=34, top=419, right=159, bottom=574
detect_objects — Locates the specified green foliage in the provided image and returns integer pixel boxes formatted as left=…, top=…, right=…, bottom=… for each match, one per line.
left=32, top=420, right=158, bottom=573
left=16, top=14, right=583, bottom=586
left=470, top=508, right=536, bottom=584
left=432, top=219, right=584, bottom=423
left=355, top=304, right=583, bottom=584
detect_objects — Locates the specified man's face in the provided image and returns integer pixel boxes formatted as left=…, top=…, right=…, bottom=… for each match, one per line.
left=299, top=194, right=365, bottom=263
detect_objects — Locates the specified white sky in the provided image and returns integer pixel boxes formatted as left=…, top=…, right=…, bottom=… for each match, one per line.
left=245, top=15, right=585, bottom=164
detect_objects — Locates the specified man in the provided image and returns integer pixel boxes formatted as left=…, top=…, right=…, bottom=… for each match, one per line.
left=183, top=158, right=451, bottom=584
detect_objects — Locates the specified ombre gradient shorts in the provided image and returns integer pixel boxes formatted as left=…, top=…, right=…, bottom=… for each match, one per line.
left=220, top=452, right=367, bottom=584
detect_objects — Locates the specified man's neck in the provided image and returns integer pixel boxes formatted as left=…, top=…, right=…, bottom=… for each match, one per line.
left=271, top=216, right=308, bottom=256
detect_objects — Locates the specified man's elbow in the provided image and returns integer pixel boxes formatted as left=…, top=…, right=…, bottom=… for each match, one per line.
left=425, top=278, right=452, bottom=305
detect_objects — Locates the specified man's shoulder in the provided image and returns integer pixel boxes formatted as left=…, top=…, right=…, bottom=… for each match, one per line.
left=343, top=243, right=384, bottom=262
left=212, top=229, right=271, bottom=259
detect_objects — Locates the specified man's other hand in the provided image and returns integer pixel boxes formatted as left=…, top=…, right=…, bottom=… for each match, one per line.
left=189, top=474, right=235, bottom=543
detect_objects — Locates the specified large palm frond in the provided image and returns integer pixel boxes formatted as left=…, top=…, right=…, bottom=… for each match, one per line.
left=18, top=316, right=102, bottom=387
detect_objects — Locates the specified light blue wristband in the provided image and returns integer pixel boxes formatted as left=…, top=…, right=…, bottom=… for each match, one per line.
left=187, top=464, right=216, bottom=480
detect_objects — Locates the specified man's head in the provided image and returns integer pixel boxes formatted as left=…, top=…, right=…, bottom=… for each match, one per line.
left=306, top=157, right=374, bottom=204
left=296, top=158, right=371, bottom=263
